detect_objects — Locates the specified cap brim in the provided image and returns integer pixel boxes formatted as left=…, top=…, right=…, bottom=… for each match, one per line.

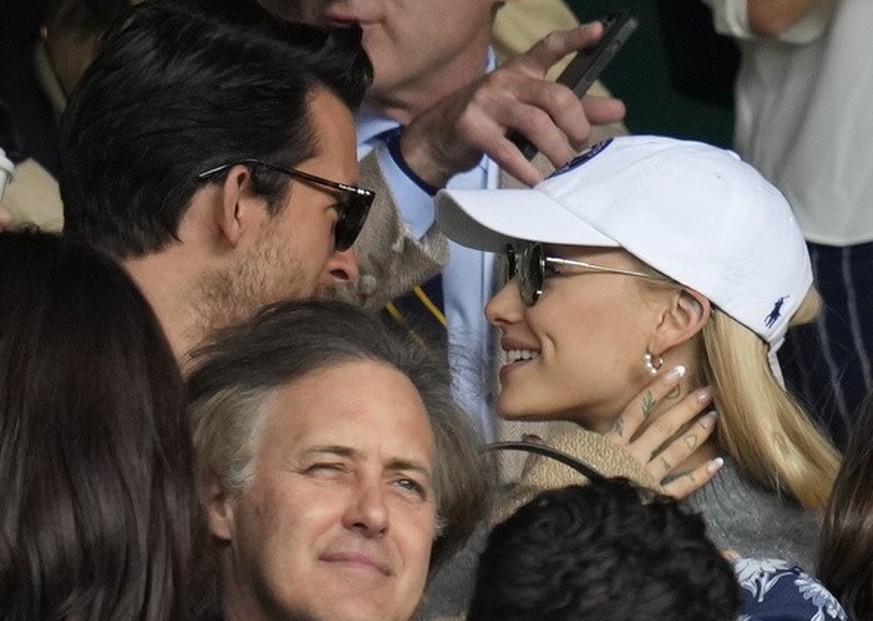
left=435, top=187, right=618, bottom=253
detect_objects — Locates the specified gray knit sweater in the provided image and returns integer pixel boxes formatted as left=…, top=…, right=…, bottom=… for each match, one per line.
left=683, top=455, right=820, bottom=569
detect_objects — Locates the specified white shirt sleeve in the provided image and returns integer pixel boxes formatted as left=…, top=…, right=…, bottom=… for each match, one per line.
left=700, top=0, right=834, bottom=44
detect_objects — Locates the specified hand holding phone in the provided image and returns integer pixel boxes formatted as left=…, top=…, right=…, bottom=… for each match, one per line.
left=507, top=11, right=639, bottom=160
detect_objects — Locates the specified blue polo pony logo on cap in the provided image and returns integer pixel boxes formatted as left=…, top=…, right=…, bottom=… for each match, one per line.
left=764, top=296, right=789, bottom=329
left=547, top=138, right=614, bottom=179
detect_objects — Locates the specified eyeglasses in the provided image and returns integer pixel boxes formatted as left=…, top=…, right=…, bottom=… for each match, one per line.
left=197, top=158, right=375, bottom=251
left=506, top=242, right=656, bottom=305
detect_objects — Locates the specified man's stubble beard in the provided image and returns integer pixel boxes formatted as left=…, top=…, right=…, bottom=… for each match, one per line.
left=189, top=225, right=312, bottom=347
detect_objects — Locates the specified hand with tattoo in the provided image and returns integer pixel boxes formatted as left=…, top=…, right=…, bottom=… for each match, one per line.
left=603, top=365, right=723, bottom=499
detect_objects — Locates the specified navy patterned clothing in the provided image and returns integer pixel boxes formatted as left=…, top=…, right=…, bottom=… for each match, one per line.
left=733, top=558, right=850, bottom=620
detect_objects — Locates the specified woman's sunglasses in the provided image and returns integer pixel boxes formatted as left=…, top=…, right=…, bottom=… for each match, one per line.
left=197, top=158, right=375, bottom=252
left=505, top=242, right=655, bottom=306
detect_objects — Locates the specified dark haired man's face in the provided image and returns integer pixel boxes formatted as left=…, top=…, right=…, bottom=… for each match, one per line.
left=198, top=89, right=360, bottom=333
left=250, top=88, right=360, bottom=298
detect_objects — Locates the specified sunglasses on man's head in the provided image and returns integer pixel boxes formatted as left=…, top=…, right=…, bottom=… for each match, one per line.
left=197, top=158, right=375, bottom=252
left=505, top=242, right=656, bottom=306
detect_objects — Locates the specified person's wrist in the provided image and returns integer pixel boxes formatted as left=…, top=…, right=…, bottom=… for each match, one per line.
left=392, top=129, right=459, bottom=191
left=385, top=130, right=442, bottom=194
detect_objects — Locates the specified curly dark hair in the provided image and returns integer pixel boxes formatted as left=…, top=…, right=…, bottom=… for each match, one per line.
left=468, top=480, right=741, bottom=621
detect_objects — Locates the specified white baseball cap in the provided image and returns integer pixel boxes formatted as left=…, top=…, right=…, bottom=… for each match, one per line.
left=435, top=135, right=812, bottom=384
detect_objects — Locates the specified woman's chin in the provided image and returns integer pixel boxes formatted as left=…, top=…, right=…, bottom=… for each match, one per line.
left=495, top=396, right=552, bottom=422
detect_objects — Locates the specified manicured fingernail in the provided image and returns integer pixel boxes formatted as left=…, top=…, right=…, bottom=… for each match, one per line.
left=664, top=365, right=686, bottom=382
left=695, top=387, right=714, bottom=403
left=706, top=457, right=725, bottom=474
left=699, top=411, right=718, bottom=430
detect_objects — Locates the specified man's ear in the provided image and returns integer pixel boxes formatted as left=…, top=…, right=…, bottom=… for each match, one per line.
left=200, top=468, right=236, bottom=542
left=217, top=164, right=265, bottom=248
left=648, top=288, right=711, bottom=356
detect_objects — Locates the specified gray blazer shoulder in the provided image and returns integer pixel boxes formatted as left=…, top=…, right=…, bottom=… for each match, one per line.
left=338, top=150, right=448, bottom=312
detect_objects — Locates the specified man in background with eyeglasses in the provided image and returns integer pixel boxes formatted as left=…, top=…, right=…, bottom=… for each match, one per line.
left=60, top=0, right=374, bottom=367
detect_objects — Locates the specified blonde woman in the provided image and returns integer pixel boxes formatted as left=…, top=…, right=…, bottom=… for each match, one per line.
left=436, top=135, right=839, bottom=572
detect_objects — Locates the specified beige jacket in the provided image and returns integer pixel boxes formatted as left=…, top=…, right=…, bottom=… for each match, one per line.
left=1, top=44, right=65, bottom=231
left=0, top=158, right=63, bottom=231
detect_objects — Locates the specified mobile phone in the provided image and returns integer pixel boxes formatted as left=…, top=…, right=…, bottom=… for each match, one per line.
left=508, top=11, right=639, bottom=160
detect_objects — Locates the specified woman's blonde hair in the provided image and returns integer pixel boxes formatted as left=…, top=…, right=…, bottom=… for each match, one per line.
left=699, top=288, right=839, bottom=510
left=637, top=260, right=839, bottom=511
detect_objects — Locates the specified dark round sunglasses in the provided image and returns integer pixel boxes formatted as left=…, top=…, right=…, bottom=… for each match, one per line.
left=197, top=158, right=375, bottom=252
left=505, top=242, right=655, bottom=305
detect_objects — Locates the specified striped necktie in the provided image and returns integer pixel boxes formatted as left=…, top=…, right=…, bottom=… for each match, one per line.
left=383, top=274, right=446, bottom=348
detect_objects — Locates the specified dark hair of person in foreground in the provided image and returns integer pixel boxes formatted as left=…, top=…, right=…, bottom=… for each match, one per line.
left=819, top=392, right=873, bottom=621
left=467, top=480, right=741, bottom=621
left=0, top=228, right=194, bottom=620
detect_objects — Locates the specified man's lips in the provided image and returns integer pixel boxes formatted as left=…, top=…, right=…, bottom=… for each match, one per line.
left=326, top=17, right=357, bottom=27
left=320, top=551, right=393, bottom=576
left=323, top=9, right=364, bottom=27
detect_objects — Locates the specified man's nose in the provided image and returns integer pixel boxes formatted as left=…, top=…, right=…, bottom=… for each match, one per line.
left=342, top=481, right=389, bottom=539
left=326, top=246, right=359, bottom=285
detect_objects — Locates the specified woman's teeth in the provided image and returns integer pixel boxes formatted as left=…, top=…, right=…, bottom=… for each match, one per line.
left=506, top=349, right=539, bottom=363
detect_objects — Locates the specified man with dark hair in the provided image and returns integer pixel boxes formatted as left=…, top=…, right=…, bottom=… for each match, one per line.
left=468, top=481, right=741, bottom=621
left=59, top=0, right=374, bottom=363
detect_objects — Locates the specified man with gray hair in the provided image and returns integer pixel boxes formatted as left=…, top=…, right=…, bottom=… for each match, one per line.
left=187, top=299, right=490, bottom=621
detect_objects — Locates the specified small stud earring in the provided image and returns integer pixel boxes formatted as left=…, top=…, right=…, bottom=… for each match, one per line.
left=644, top=351, right=664, bottom=376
